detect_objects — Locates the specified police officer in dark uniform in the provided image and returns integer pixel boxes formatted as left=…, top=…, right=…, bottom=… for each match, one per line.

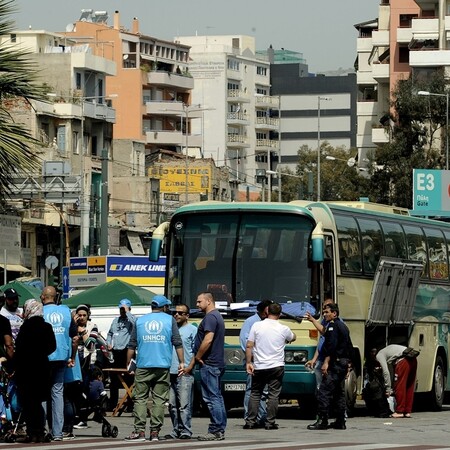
left=307, top=303, right=352, bottom=430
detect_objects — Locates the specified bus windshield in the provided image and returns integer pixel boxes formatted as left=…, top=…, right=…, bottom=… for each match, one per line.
left=166, top=211, right=318, bottom=310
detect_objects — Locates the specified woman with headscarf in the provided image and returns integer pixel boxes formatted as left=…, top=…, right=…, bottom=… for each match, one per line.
left=14, top=299, right=56, bottom=443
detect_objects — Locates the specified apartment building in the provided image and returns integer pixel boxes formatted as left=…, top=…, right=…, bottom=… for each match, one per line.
left=354, top=0, right=423, bottom=164
left=177, top=35, right=279, bottom=201
left=0, top=30, right=116, bottom=276
left=270, top=65, right=357, bottom=169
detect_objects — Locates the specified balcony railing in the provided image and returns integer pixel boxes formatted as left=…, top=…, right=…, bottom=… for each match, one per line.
left=255, top=117, right=279, bottom=128
left=147, top=70, right=194, bottom=90
left=255, top=95, right=280, bottom=107
left=227, top=134, right=249, bottom=147
left=227, top=89, right=250, bottom=102
left=256, top=139, right=279, bottom=149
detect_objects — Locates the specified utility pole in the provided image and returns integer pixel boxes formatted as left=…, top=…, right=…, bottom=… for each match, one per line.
left=100, top=148, right=109, bottom=255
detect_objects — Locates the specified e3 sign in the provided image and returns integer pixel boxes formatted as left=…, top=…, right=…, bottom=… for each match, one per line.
left=413, top=169, right=450, bottom=216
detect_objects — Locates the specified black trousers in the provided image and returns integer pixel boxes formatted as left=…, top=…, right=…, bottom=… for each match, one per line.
left=317, top=359, right=348, bottom=421
left=248, top=366, right=284, bottom=426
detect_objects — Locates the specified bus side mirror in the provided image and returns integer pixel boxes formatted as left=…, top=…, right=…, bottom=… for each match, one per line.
left=149, top=222, right=170, bottom=262
left=311, top=222, right=324, bottom=263
left=149, top=239, right=162, bottom=262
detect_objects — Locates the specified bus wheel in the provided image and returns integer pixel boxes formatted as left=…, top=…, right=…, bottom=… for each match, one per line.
left=429, top=355, right=445, bottom=411
left=345, top=369, right=357, bottom=416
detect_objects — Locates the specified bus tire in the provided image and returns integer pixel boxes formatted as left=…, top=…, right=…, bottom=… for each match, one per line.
left=428, top=355, right=445, bottom=411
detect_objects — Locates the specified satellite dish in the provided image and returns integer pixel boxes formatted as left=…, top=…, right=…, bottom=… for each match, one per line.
left=65, top=23, right=75, bottom=32
left=123, top=54, right=129, bottom=60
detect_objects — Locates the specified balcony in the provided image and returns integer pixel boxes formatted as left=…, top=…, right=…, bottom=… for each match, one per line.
left=446, top=16, right=450, bottom=34
left=372, top=63, right=390, bottom=81
left=146, top=130, right=182, bottom=145
left=146, top=100, right=184, bottom=115
left=357, top=71, right=375, bottom=85
left=49, top=101, right=116, bottom=123
left=397, top=27, right=413, bottom=44
left=227, top=89, right=250, bottom=103
left=255, top=95, right=280, bottom=108
left=71, top=52, right=116, bottom=76
left=410, top=50, right=450, bottom=67
left=372, top=30, right=389, bottom=47
left=146, top=130, right=202, bottom=146
left=256, top=139, right=279, bottom=150
left=410, top=17, right=439, bottom=47
left=357, top=37, right=372, bottom=52
left=357, top=101, right=377, bottom=116
left=147, top=71, right=194, bottom=90
left=227, top=112, right=250, bottom=125
left=227, top=134, right=250, bottom=148
left=255, top=117, right=279, bottom=130
left=372, top=127, right=389, bottom=144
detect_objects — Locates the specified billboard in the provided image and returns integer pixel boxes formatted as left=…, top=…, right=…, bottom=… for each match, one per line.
left=412, top=169, right=450, bottom=217
left=148, top=166, right=211, bottom=194
left=0, top=215, right=21, bottom=265
left=69, top=255, right=166, bottom=290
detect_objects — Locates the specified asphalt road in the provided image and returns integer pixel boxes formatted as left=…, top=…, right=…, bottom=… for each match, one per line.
left=7, top=402, right=450, bottom=449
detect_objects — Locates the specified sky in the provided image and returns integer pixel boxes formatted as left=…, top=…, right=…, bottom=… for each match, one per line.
left=14, top=0, right=379, bottom=73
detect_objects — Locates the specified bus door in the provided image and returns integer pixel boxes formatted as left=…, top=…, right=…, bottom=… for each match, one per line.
left=366, top=257, right=423, bottom=349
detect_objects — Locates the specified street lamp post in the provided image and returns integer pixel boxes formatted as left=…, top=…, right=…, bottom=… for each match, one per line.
left=325, top=155, right=356, bottom=167
left=317, top=96, right=331, bottom=201
left=418, top=90, right=449, bottom=170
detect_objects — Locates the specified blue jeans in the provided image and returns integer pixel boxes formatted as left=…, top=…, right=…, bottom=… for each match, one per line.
left=168, top=374, right=194, bottom=437
left=45, top=361, right=66, bottom=438
left=244, top=372, right=267, bottom=423
left=199, top=365, right=227, bottom=434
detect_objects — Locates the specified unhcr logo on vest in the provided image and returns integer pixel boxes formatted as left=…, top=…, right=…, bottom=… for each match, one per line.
left=47, top=311, right=66, bottom=334
left=143, top=320, right=166, bottom=342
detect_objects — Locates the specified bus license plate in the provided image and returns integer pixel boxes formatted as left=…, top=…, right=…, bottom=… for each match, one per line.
left=224, top=383, right=246, bottom=391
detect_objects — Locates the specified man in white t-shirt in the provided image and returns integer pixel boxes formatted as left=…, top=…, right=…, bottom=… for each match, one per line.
left=244, top=302, right=296, bottom=430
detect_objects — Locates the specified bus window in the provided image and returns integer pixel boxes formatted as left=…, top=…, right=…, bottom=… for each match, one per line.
left=403, top=224, right=428, bottom=279
left=380, top=221, right=407, bottom=259
left=424, top=227, right=448, bottom=281
left=335, top=214, right=362, bottom=273
left=356, top=218, right=382, bottom=274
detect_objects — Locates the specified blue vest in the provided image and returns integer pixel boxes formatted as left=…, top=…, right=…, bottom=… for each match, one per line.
left=64, top=353, right=82, bottom=383
left=136, top=312, right=173, bottom=369
left=43, top=304, right=72, bottom=362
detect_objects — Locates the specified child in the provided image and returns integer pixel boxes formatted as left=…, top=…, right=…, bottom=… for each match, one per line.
left=88, top=367, right=106, bottom=403
left=88, top=367, right=109, bottom=423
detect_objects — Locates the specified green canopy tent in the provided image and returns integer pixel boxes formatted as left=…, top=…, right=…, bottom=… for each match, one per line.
left=63, top=279, right=157, bottom=308
left=0, top=280, right=42, bottom=302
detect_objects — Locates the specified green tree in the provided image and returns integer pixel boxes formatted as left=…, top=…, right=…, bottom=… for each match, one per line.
left=0, top=0, right=47, bottom=203
left=290, top=144, right=370, bottom=202
left=366, top=70, right=445, bottom=208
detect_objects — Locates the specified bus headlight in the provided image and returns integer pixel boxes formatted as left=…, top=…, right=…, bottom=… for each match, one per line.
left=224, top=348, right=244, bottom=365
left=285, top=350, right=308, bottom=364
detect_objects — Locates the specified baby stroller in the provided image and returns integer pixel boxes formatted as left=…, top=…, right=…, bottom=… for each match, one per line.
left=77, top=367, right=118, bottom=438
left=0, top=366, right=25, bottom=443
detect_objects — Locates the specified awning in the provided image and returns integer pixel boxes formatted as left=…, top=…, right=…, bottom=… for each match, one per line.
left=0, top=263, right=32, bottom=273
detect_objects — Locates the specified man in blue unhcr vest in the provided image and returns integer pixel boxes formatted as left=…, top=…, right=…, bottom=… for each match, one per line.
left=41, top=286, right=77, bottom=441
left=125, top=295, right=184, bottom=442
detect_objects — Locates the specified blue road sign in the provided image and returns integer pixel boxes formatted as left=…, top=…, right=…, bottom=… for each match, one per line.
left=62, top=266, right=69, bottom=299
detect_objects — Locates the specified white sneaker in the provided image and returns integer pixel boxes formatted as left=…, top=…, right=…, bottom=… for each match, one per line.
left=73, top=422, right=88, bottom=429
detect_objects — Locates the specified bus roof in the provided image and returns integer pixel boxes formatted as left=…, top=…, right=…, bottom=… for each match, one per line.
left=171, top=200, right=448, bottom=230
left=172, top=201, right=316, bottom=217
